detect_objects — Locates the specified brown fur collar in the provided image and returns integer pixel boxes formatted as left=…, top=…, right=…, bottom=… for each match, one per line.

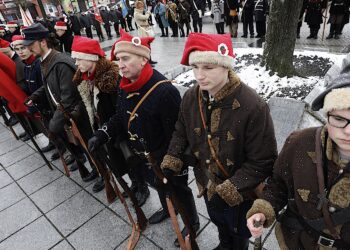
left=213, top=69, right=241, bottom=102
left=73, top=57, right=120, bottom=93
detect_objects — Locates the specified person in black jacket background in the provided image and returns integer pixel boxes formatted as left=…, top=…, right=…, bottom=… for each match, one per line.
left=54, top=21, right=73, bottom=54
left=79, top=12, right=93, bottom=39
left=90, top=10, right=105, bottom=41
left=190, top=0, right=205, bottom=32
left=254, top=0, right=268, bottom=38
left=100, top=7, right=113, bottom=39
left=68, top=11, right=82, bottom=36
left=326, top=0, right=350, bottom=39
left=240, top=0, right=255, bottom=37
left=305, top=0, right=327, bottom=39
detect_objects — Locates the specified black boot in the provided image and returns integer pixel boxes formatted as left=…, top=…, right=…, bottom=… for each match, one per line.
left=135, top=183, right=150, bottom=207
left=149, top=209, right=170, bottom=224
left=20, top=133, right=31, bottom=142
left=69, top=154, right=86, bottom=171
left=82, top=168, right=98, bottom=182
left=212, top=227, right=233, bottom=250
left=7, top=116, right=18, bottom=126
left=92, top=177, right=105, bottom=193
left=326, top=34, right=333, bottom=39
left=41, top=142, right=55, bottom=153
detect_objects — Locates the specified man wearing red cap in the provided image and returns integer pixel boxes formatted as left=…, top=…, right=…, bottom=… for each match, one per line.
left=88, top=29, right=200, bottom=244
left=54, top=21, right=73, bottom=54
left=71, top=36, right=124, bottom=192
left=161, top=33, right=277, bottom=249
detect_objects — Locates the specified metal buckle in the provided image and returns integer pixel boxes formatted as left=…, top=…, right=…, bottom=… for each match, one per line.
left=317, top=236, right=335, bottom=247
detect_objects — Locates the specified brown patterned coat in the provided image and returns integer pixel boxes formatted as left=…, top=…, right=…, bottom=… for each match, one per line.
left=161, top=69, right=277, bottom=206
left=247, top=126, right=350, bottom=250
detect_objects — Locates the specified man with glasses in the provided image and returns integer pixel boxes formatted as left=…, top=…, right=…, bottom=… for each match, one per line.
left=246, top=68, right=350, bottom=249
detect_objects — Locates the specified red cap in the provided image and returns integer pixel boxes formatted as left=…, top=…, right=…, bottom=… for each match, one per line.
left=111, top=29, right=154, bottom=61
left=54, top=21, right=67, bottom=30
left=0, top=27, right=5, bottom=31
left=7, top=21, right=18, bottom=28
left=11, top=35, right=24, bottom=46
left=181, top=32, right=235, bottom=68
left=71, top=36, right=105, bottom=61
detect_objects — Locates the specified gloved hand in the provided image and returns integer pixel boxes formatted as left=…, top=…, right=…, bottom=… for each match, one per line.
left=24, top=95, right=39, bottom=106
left=88, top=130, right=108, bottom=152
left=208, top=193, right=228, bottom=211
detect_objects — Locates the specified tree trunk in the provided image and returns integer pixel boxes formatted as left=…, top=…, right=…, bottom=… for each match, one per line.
left=263, top=0, right=303, bottom=77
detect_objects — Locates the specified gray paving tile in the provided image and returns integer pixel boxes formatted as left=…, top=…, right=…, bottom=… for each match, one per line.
left=0, top=144, right=35, bottom=168
left=6, top=153, right=45, bottom=180
left=46, top=190, right=104, bottom=236
left=30, top=175, right=82, bottom=213
left=0, top=129, right=14, bottom=144
left=116, top=235, right=161, bottom=250
left=196, top=222, right=220, bottom=250
left=17, top=165, right=62, bottom=195
left=143, top=213, right=209, bottom=250
left=50, top=240, right=74, bottom=250
left=0, top=136, right=23, bottom=156
left=0, top=182, right=26, bottom=212
left=0, top=170, right=13, bottom=189
left=68, top=208, right=130, bottom=250
left=0, top=198, right=41, bottom=242
left=85, top=181, right=111, bottom=206
left=0, top=216, right=62, bottom=250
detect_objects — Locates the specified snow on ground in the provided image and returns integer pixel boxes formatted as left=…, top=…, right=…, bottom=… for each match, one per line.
left=174, top=48, right=346, bottom=101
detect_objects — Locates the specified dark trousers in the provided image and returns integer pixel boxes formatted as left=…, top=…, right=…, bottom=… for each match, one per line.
left=170, top=21, right=179, bottom=36
left=120, top=19, right=128, bottom=31
left=113, top=22, right=120, bottom=36
left=204, top=194, right=252, bottom=249
left=215, top=22, right=225, bottom=34
left=130, top=163, right=199, bottom=226
left=127, top=17, right=134, bottom=30
left=179, top=21, right=191, bottom=36
left=95, top=25, right=104, bottom=40
left=243, top=19, right=254, bottom=36
left=255, top=20, right=266, bottom=36
left=192, top=18, right=203, bottom=32
left=73, top=30, right=81, bottom=36
left=103, top=23, right=112, bottom=38
left=85, top=27, right=93, bottom=39
left=297, top=21, right=302, bottom=35
left=308, top=24, right=320, bottom=37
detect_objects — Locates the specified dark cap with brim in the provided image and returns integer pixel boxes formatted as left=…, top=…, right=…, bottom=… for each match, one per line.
left=311, top=73, right=350, bottom=111
left=22, top=23, right=49, bottom=46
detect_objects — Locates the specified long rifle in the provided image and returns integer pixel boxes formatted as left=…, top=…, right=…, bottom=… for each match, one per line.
left=99, top=149, right=147, bottom=249
left=0, top=101, right=19, bottom=140
left=145, top=151, right=199, bottom=250
left=28, top=105, right=70, bottom=177
left=60, top=108, right=117, bottom=204
left=15, top=113, right=53, bottom=170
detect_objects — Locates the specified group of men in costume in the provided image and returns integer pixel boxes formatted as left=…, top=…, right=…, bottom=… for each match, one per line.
left=1, top=18, right=350, bottom=250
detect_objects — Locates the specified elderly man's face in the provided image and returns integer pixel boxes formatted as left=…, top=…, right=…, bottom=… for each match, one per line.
left=327, top=109, right=350, bottom=157
left=115, top=52, right=147, bottom=82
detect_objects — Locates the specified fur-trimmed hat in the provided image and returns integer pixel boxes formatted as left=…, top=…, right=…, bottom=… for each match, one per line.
left=54, top=21, right=67, bottom=30
left=181, top=32, right=235, bottom=69
left=312, top=67, right=350, bottom=112
left=71, top=36, right=105, bottom=61
left=11, top=35, right=24, bottom=47
left=111, top=29, right=154, bottom=61
left=0, top=27, right=5, bottom=32
left=7, top=21, right=18, bottom=28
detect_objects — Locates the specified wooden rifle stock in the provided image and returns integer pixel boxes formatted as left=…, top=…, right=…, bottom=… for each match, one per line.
left=253, top=220, right=263, bottom=250
left=166, top=197, right=187, bottom=250
left=147, top=154, right=199, bottom=250
left=99, top=150, right=148, bottom=231
left=67, top=115, right=117, bottom=204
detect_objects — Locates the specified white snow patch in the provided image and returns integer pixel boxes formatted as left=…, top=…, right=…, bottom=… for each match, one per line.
left=174, top=48, right=346, bottom=100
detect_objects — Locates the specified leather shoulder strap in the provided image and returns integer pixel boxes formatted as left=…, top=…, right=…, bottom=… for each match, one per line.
left=127, top=79, right=171, bottom=130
